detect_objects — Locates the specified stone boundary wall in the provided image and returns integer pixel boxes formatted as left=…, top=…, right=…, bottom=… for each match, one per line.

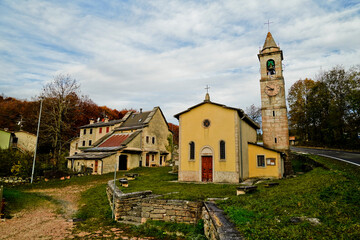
left=107, top=180, right=242, bottom=239
left=202, top=202, right=244, bottom=240
left=106, top=180, right=202, bottom=225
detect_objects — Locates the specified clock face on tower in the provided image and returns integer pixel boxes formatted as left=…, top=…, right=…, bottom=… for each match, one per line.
left=265, top=83, right=280, bottom=96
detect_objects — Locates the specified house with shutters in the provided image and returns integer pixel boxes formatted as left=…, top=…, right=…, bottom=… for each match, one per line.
left=67, top=107, right=172, bottom=174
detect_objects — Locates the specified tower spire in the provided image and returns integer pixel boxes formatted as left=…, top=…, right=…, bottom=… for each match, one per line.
left=262, top=32, right=278, bottom=50
left=204, top=85, right=210, bottom=102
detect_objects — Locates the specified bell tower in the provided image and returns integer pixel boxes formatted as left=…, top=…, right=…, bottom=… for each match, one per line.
left=258, top=32, right=289, bottom=152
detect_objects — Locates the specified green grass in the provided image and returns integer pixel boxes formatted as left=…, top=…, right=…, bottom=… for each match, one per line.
left=73, top=167, right=233, bottom=239
left=73, top=179, right=205, bottom=240
left=6, top=154, right=359, bottom=239
left=118, top=167, right=238, bottom=201
left=16, top=171, right=122, bottom=190
left=217, top=154, right=360, bottom=239
left=75, top=183, right=112, bottom=221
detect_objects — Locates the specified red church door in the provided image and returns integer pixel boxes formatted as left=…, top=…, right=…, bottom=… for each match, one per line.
left=202, top=156, right=213, bottom=182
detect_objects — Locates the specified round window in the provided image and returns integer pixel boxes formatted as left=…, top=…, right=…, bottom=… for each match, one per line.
left=203, top=119, right=211, bottom=128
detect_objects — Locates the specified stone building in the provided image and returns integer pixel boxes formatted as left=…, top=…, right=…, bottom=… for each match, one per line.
left=258, top=32, right=290, bottom=152
left=0, top=129, right=36, bottom=153
left=67, top=107, right=172, bottom=174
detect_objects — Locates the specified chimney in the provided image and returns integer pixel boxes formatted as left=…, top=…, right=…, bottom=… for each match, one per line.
left=89, top=118, right=95, bottom=124
left=140, top=108, right=142, bottom=113
left=104, top=116, right=109, bottom=123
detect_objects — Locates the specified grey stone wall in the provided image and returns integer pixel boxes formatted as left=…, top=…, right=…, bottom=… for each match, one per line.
left=141, top=199, right=202, bottom=224
left=203, top=202, right=244, bottom=240
left=107, top=180, right=243, bottom=239
left=106, top=180, right=202, bottom=224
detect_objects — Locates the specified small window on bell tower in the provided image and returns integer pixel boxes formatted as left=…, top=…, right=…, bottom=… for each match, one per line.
left=267, top=59, right=276, bottom=75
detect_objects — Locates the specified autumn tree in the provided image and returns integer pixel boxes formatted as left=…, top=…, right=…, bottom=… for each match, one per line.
left=0, top=96, right=38, bottom=133
left=168, top=123, right=179, bottom=146
left=287, top=65, right=360, bottom=149
left=287, top=78, right=316, bottom=142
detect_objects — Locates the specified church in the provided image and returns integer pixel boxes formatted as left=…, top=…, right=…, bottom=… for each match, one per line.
left=174, top=32, right=289, bottom=183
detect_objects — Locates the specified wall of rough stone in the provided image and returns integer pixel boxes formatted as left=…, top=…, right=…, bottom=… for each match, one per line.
left=141, top=198, right=202, bottom=224
left=202, top=202, right=244, bottom=240
left=107, top=180, right=242, bottom=239
left=106, top=180, right=202, bottom=225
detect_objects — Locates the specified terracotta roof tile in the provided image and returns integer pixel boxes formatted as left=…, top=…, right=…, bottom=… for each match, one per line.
left=98, top=134, right=130, bottom=147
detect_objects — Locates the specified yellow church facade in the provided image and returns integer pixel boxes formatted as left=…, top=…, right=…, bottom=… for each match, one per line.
left=175, top=94, right=284, bottom=183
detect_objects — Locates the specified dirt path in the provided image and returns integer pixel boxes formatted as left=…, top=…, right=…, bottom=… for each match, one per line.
left=0, top=182, right=154, bottom=240
left=0, top=185, right=80, bottom=240
left=0, top=207, right=73, bottom=239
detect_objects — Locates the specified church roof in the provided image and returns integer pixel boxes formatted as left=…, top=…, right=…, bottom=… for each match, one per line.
left=262, top=32, right=278, bottom=49
left=174, top=98, right=260, bottom=130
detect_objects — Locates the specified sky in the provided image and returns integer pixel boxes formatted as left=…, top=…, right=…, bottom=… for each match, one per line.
left=0, top=0, right=359, bottom=124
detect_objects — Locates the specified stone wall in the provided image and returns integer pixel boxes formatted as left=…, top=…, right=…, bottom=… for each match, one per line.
left=106, top=180, right=202, bottom=225
left=202, top=202, right=244, bottom=240
left=107, top=180, right=242, bottom=239
left=141, top=198, right=203, bottom=224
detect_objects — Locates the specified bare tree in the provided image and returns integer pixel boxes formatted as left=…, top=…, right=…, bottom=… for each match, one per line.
left=40, top=74, right=80, bottom=167
left=246, top=104, right=262, bottom=125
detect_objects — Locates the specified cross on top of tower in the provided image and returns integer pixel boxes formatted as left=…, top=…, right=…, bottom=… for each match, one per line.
left=205, top=85, right=210, bottom=93
left=264, top=19, right=273, bottom=32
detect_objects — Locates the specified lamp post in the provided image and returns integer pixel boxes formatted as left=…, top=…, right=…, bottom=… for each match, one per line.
left=31, top=98, right=43, bottom=184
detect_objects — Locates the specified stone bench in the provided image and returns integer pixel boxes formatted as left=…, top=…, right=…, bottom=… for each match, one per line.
left=264, top=182, right=279, bottom=188
left=236, top=185, right=257, bottom=195
left=125, top=173, right=139, bottom=178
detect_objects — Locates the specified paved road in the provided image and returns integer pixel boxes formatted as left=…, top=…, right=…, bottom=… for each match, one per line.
left=291, top=146, right=360, bottom=167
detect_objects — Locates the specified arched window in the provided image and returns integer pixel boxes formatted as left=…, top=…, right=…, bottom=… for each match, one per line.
left=266, top=59, right=276, bottom=75
left=220, top=140, right=226, bottom=160
left=189, top=141, right=195, bottom=160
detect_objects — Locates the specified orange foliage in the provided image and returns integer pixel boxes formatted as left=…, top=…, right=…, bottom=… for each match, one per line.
left=168, top=123, right=179, bottom=146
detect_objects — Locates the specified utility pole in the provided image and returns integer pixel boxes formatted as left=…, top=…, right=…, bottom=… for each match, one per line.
left=112, top=160, right=118, bottom=220
left=31, top=98, right=43, bottom=184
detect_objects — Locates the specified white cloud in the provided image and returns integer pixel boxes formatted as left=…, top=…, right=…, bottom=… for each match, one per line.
left=0, top=0, right=359, bottom=123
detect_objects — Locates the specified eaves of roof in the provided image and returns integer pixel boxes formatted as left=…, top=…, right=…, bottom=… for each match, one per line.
left=80, top=119, right=124, bottom=129
left=84, top=146, right=125, bottom=152
left=248, top=142, right=284, bottom=154
left=66, top=152, right=116, bottom=160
